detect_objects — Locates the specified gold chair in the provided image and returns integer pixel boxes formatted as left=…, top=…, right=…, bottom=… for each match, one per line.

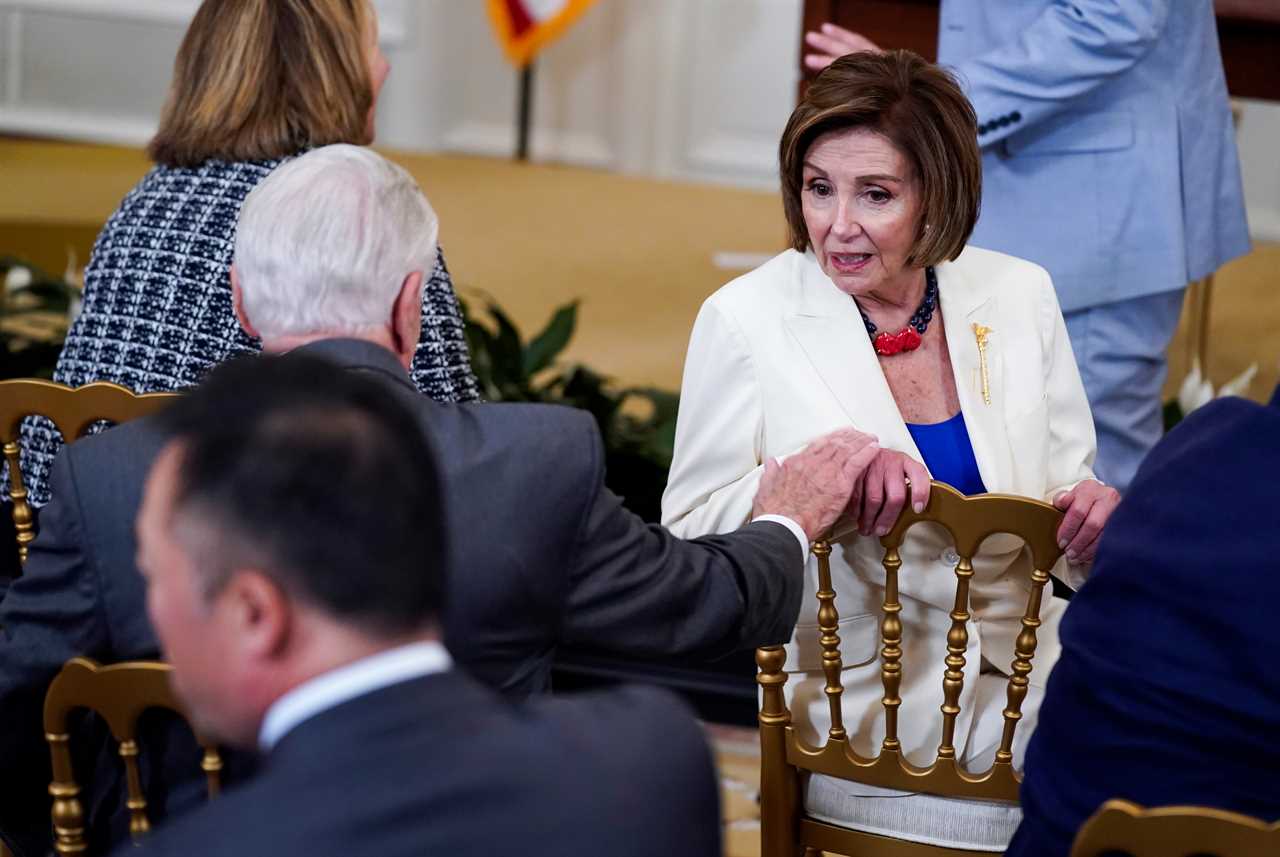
left=757, top=481, right=1065, bottom=857
left=0, top=379, right=176, bottom=566
left=1070, top=798, right=1280, bottom=857
left=43, top=657, right=222, bottom=856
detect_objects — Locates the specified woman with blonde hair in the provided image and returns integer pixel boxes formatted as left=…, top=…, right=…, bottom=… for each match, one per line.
left=19, top=0, right=478, bottom=507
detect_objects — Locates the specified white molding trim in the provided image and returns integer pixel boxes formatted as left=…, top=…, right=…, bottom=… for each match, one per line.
left=0, top=0, right=405, bottom=41
left=0, top=105, right=156, bottom=145
left=1246, top=204, right=1280, bottom=245
left=440, top=120, right=616, bottom=169
left=4, top=10, right=22, bottom=105
left=683, top=133, right=780, bottom=186
left=0, top=0, right=198, bottom=25
left=439, top=121, right=514, bottom=159
left=537, top=129, right=616, bottom=169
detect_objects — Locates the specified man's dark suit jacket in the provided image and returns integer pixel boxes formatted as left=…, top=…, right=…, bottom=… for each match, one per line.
left=1005, top=385, right=1280, bottom=857
left=0, top=338, right=803, bottom=857
left=115, top=674, right=722, bottom=857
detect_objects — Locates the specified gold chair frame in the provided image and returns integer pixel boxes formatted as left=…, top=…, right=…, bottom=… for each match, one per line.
left=1070, top=798, right=1280, bottom=857
left=0, top=379, right=175, bottom=566
left=43, top=657, right=222, bottom=856
left=757, top=482, right=1065, bottom=857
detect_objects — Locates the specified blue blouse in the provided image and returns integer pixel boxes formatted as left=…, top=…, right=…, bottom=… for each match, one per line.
left=905, top=411, right=987, bottom=496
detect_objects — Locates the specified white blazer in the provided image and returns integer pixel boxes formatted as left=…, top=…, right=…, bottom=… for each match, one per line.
left=662, top=246, right=1097, bottom=765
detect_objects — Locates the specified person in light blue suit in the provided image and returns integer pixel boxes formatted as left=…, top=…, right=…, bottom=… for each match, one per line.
left=805, top=0, right=1251, bottom=493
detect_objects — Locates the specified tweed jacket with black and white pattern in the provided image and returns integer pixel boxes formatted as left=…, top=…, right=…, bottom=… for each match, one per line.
left=17, top=157, right=480, bottom=507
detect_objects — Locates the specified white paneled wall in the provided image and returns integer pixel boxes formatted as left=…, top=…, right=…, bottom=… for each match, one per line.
left=1, top=0, right=1278, bottom=238
left=1236, top=98, right=1280, bottom=243
left=373, top=0, right=803, bottom=187
left=0, top=2, right=187, bottom=142
left=0, top=0, right=802, bottom=188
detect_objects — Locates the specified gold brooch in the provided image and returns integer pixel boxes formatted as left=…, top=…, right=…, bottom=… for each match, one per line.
left=972, top=324, right=992, bottom=405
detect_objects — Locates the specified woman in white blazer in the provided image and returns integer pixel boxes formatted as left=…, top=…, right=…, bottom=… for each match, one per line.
left=662, top=51, right=1120, bottom=850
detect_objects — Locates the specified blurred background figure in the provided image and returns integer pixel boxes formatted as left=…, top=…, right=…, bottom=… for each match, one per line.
left=805, top=0, right=1251, bottom=493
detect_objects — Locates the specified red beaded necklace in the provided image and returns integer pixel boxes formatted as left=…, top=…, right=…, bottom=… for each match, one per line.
left=855, top=267, right=938, bottom=356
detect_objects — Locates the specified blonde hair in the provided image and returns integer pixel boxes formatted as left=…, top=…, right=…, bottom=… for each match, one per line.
left=149, top=0, right=374, bottom=167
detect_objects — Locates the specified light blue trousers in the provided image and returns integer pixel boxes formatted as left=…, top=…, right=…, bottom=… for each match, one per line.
left=1063, top=289, right=1186, bottom=495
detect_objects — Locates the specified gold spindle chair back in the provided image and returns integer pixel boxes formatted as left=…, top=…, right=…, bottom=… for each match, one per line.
left=0, top=379, right=176, bottom=567
left=43, top=657, right=222, bottom=856
left=1070, top=799, right=1280, bottom=857
left=757, top=481, right=1065, bottom=857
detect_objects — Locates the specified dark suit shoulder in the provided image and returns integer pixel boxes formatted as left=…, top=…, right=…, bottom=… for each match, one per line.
left=454, top=400, right=600, bottom=463
left=1064, top=392, right=1280, bottom=699
left=59, top=413, right=167, bottom=472
left=125, top=679, right=720, bottom=857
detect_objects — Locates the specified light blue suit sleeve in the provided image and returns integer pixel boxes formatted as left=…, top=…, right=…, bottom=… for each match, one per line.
left=951, top=0, right=1171, bottom=147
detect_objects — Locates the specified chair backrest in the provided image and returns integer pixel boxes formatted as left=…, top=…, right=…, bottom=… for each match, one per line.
left=0, top=379, right=176, bottom=566
left=43, top=657, right=222, bottom=856
left=1070, top=799, right=1280, bottom=857
left=757, top=481, right=1064, bottom=855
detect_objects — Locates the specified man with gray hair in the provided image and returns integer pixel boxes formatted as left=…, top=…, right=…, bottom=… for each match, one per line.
left=0, top=144, right=878, bottom=856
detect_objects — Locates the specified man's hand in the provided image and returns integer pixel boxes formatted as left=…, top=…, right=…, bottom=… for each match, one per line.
left=752, top=428, right=879, bottom=542
left=1052, top=480, right=1120, bottom=564
left=856, top=448, right=931, bottom=537
left=803, top=23, right=882, bottom=72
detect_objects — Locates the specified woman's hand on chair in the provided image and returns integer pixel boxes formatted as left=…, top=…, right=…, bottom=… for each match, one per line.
left=856, top=450, right=931, bottom=538
left=753, top=427, right=881, bottom=542
left=1052, top=480, right=1120, bottom=563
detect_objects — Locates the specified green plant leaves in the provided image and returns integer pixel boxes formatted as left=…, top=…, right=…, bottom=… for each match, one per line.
left=523, top=300, right=577, bottom=376
left=1, top=256, right=78, bottom=380
left=460, top=294, right=679, bottom=521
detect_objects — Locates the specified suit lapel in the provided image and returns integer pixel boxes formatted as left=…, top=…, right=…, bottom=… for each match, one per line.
left=782, top=253, right=1013, bottom=493
left=936, top=260, right=1012, bottom=493
left=783, top=254, right=923, bottom=463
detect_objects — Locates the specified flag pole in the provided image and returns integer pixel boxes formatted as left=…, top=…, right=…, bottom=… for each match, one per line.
left=516, top=61, right=535, bottom=161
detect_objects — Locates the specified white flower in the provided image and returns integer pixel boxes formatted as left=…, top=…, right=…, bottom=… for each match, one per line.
left=1217, top=363, right=1258, bottom=399
left=1177, top=358, right=1259, bottom=416
left=4, top=266, right=32, bottom=293
left=1177, top=359, right=1214, bottom=415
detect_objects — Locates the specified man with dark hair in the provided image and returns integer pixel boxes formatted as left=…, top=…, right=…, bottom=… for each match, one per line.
left=0, top=145, right=880, bottom=856
left=121, top=353, right=722, bottom=857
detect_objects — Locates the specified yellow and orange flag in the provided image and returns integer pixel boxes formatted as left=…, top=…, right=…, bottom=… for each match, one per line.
left=487, top=0, right=599, bottom=67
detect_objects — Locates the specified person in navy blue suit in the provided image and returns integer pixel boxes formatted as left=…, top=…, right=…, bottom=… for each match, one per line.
left=1004, top=384, right=1280, bottom=856
left=804, top=0, right=1251, bottom=494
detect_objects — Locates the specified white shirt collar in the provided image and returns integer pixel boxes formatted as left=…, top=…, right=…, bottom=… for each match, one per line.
left=258, top=640, right=452, bottom=751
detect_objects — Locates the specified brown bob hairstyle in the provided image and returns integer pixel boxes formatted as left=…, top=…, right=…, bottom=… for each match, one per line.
left=149, top=0, right=375, bottom=168
left=779, top=50, right=982, bottom=269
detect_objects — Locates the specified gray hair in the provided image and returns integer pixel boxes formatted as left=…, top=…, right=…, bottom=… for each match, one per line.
left=233, top=144, right=439, bottom=340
